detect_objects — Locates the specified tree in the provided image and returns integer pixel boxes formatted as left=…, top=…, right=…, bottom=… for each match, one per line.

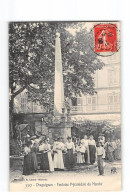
left=9, top=22, right=104, bottom=135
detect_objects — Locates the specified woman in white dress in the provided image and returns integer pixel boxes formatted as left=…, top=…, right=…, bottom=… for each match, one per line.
left=76, top=143, right=82, bottom=164
left=76, top=142, right=85, bottom=164
left=39, top=137, right=54, bottom=172
left=79, top=142, right=85, bottom=163
left=53, top=137, right=65, bottom=170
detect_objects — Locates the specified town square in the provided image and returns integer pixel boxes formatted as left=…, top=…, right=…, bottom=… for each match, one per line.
left=9, top=21, right=121, bottom=191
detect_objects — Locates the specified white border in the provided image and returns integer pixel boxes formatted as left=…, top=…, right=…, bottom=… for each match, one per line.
left=0, top=0, right=130, bottom=194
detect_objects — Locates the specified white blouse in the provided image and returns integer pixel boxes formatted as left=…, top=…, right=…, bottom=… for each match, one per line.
left=24, top=146, right=31, bottom=155
left=65, top=142, right=75, bottom=151
left=81, top=139, right=89, bottom=148
left=39, top=143, right=51, bottom=151
left=88, top=139, right=96, bottom=146
left=79, top=144, right=86, bottom=153
left=53, top=142, right=65, bottom=150
left=96, top=146, right=105, bottom=158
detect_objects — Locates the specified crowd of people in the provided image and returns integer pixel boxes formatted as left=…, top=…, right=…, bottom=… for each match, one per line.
left=23, top=134, right=121, bottom=176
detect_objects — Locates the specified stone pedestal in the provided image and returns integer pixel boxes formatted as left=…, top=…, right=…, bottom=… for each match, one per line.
left=48, top=122, right=72, bottom=143
left=10, top=156, right=24, bottom=171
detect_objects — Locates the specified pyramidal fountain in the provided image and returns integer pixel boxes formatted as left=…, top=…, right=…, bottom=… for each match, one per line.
left=48, top=32, right=72, bottom=143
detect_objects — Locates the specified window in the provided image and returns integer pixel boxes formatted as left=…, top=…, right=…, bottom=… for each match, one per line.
left=92, top=97, right=96, bottom=104
left=108, top=93, right=119, bottom=104
left=87, top=96, right=97, bottom=105
left=71, top=98, right=77, bottom=106
left=86, top=96, right=97, bottom=111
left=77, top=98, right=82, bottom=106
left=88, top=97, right=91, bottom=104
left=114, top=95, right=118, bottom=103
left=108, top=93, right=120, bottom=111
left=71, top=97, right=83, bottom=112
left=21, top=97, right=27, bottom=112
left=108, top=69, right=118, bottom=86
left=33, top=101, right=38, bottom=112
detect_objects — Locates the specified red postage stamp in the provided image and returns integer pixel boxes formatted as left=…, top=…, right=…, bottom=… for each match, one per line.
left=94, top=24, right=117, bottom=53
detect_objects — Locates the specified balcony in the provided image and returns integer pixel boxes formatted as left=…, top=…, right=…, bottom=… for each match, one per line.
left=71, top=104, right=120, bottom=114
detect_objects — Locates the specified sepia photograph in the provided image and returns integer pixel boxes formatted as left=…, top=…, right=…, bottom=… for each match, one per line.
left=9, top=21, right=121, bottom=191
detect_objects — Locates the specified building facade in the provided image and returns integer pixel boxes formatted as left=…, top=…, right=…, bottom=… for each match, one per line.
left=14, top=89, right=44, bottom=114
left=71, top=52, right=121, bottom=125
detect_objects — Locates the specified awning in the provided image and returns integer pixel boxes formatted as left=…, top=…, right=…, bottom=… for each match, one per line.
left=71, top=114, right=121, bottom=126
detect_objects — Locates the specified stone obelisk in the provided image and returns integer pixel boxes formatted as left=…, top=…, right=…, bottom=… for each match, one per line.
left=48, top=32, right=72, bottom=143
left=54, top=32, right=64, bottom=115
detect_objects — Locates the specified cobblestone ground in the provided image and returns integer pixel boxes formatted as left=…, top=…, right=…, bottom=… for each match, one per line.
left=10, top=160, right=121, bottom=183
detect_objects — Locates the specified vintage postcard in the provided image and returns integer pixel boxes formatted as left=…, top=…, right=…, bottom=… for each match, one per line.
left=9, top=21, right=121, bottom=191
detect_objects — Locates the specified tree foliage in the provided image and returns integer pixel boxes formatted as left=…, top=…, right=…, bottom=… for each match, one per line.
left=9, top=22, right=104, bottom=110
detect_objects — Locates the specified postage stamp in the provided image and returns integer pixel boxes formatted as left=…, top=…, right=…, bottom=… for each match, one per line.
left=94, top=24, right=117, bottom=53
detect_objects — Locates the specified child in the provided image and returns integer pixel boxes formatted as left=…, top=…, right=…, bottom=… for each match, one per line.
left=96, top=141, right=105, bottom=176
left=79, top=142, right=85, bottom=164
left=76, top=143, right=82, bottom=164
left=76, top=142, right=85, bottom=164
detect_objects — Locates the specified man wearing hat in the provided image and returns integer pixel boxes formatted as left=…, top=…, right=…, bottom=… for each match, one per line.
left=96, top=141, right=105, bottom=176
left=98, top=133, right=105, bottom=146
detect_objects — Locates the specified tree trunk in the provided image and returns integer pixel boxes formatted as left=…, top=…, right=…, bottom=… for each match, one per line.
left=9, top=95, right=14, bottom=138
left=9, top=85, right=27, bottom=138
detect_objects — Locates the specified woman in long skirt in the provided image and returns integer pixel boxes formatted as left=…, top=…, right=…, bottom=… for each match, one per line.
left=76, top=142, right=85, bottom=164
left=39, top=137, right=54, bottom=172
left=53, top=137, right=65, bottom=170
left=88, top=135, right=96, bottom=165
left=104, top=138, right=114, bottom=162
left=30, top=138, right=39, bottom=172
left=65, top=137, right=75, bottom=170
left=115, top=139, right=121, bottom=160
left=76, top=143, right=82, bottom=164
left=23, top=140, right=33, bottom=175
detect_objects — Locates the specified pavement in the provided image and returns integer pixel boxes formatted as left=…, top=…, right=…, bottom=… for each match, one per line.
left=10, top=160, right=121, bottom=183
